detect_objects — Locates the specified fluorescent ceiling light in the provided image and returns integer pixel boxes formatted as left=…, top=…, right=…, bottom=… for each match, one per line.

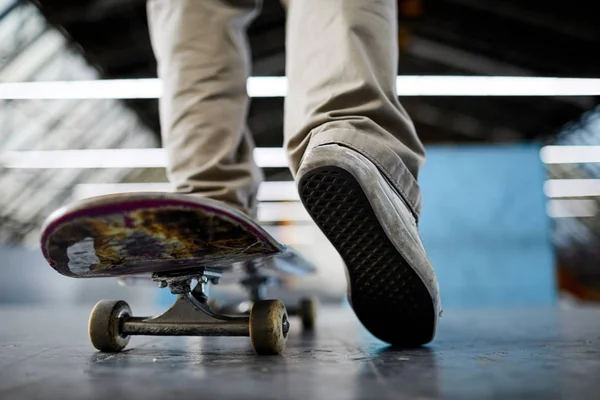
left=540, top=146, right=600, bottom=164
left=544, top=179, right=600, bottom=198
left=257, top=202, right=311, bottom=222
left=71, top=182, right=308, bottom=222
left=0, top=79, right=162, bottom=99
left=263, top=224, right=321, bottom=245
left=546, top=199, right=597, bottom=218
left=72, top=183, right=172, bottom=198
left=395, top=76, right=600, bottom=96
left=6, top=146, right=600, bottom=185
left=72, top=181, right=299, bottom=202
left=1, top=76, right=599, bottom=99
left=0, top=148, right=288, bottom=168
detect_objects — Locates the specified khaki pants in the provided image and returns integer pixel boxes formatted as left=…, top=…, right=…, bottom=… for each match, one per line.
left=147, top=0, right=425, bottom=219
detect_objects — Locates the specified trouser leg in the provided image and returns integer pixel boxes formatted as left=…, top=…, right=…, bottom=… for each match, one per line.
left=283, top=0, right=425, bottom=217
left=147, top=0, right=263, bottom=216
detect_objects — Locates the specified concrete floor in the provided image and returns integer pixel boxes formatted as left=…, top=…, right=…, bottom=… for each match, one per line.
left=1, top=304, right=599, bottom=400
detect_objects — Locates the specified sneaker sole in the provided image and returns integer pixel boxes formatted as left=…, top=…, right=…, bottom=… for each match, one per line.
left=298, top=165, right=435, bottom=346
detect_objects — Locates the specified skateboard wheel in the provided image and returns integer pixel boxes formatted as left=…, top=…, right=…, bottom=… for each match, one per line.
left=88, top=300, right=131, bottom=352
left=249, top=299, right=289, bottom=355
left=298, top=297, right=317, bottom=331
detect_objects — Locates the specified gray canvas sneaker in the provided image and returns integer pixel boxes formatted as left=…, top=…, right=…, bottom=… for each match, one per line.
left=297, top=143, right=441, bottom=346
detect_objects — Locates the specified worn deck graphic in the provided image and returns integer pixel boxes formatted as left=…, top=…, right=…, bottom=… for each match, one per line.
left=40, top=193, right=301, bottom=278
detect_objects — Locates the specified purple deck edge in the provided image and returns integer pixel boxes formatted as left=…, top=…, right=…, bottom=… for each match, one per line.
left=40, top=195, right=285, bottom=269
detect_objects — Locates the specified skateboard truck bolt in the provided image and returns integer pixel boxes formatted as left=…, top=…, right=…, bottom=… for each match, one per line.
left=282, top=317, right=290, bottom=335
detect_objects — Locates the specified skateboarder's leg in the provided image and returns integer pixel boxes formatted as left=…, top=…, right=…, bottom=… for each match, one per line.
left=283, top=0, right=441, bottom=346
left=147, top=0, right=263, bottom=217
left=283, top=0, right=424, bottom=217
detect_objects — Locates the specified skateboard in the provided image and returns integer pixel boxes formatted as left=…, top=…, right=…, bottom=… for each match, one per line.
left=40, top=192, right=318, bottom=355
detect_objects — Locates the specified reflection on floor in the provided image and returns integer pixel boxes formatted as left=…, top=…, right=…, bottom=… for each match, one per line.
left=1, top=305, right=599, bottom=399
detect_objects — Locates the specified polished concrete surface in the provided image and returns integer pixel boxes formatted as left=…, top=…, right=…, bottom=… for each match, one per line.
left=1, top=304, right=599, bottom=399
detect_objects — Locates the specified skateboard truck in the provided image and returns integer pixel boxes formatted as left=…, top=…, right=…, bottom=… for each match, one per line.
left=87, top=267, right=290, bottom=355
left=210, top=260, right=317, bottom=331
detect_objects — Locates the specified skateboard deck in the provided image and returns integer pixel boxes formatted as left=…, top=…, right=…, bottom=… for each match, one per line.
left=40, top=192, right=316, bottom=280
left=39, top=192, right=317, bottom=355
